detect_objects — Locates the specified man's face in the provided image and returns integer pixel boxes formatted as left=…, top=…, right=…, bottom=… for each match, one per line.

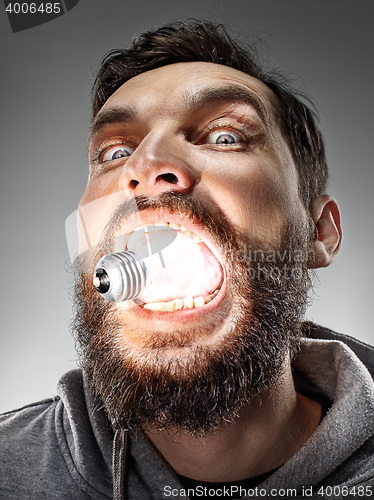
left=75, top=62, right=313, bottom=432
left=81, top=62, right=307, bottom=345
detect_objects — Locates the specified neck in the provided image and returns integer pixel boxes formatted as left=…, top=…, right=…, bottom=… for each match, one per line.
left=145, top=364, right=321, bottom=482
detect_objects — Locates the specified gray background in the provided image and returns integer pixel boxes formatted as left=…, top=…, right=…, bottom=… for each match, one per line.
left=0, top=0, right=373, bottom=413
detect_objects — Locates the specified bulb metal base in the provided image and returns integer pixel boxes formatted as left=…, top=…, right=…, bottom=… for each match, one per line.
left=93, top=251, right=148, bottom=303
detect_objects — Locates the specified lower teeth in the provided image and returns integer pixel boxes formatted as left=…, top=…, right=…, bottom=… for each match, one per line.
left=142, top=290, right=219, bottom=312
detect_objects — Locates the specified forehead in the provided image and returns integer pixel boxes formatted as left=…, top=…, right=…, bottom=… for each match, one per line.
left=98, top=61, right=278, bottom=122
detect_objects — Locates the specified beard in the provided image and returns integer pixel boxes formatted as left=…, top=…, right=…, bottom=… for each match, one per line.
left=72, top=192, right=314, bottom=435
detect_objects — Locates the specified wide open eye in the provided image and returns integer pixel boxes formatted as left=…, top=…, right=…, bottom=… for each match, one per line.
left=102, top=145, right=134, bottom=162
left=205, top=129, right=243, bottom=145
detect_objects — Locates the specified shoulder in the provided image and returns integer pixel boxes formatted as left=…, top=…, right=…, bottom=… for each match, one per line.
left=0, top=396, right=59, bottom=439
left=0, top=368, right=85, bottom=443
left=302, top=321, right=374, bottom=378
left=0, top=397, right=65, bottom=497
left=0, top=370, right=92, bottom=499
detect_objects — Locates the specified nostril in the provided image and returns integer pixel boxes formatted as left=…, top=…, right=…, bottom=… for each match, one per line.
left=157, top=173, right=178, bottom=184
left=130, top=180, right=139, bottom=188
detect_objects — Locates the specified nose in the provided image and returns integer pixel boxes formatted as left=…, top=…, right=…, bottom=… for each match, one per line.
left=118, top=128, right=197, bottom=195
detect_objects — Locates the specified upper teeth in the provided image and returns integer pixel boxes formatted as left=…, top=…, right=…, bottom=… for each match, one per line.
left=125, top=222, right=202, bottom=250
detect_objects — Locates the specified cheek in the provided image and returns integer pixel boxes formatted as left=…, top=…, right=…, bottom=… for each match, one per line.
left=82, top=168, right=124, bottom=204
left=77, top=173, right=128, bottom=255
left=201, top=156, right=293, bottom=242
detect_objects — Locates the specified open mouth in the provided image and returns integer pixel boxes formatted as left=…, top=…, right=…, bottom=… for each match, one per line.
left=122, top=221, right=225, bottom=312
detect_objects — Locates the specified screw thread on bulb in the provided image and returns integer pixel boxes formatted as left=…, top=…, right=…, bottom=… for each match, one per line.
left=93, top=251, right=148, bottom=303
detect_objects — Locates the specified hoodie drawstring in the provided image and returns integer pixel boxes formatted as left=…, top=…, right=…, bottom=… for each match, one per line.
left=112, top=427, right=128, bottom=500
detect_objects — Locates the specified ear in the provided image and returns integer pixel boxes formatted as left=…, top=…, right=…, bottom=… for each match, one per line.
left=310, top=195, right=342, bottom=269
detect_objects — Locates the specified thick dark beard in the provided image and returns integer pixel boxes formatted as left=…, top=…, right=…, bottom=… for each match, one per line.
left=72, top=192, right=314, bottom=435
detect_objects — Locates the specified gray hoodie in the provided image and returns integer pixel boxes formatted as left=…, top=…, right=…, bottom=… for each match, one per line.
left=1, top=323, right=374, bottom=499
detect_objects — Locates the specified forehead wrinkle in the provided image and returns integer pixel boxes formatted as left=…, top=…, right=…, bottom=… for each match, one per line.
left=184, top=84, right=270, bottom=126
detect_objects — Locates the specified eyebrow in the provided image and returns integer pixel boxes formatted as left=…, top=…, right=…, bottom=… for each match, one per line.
left=184, top=85, right=269, bottom=124
left=90, top=106, right=137, bottom=139
left=89, top=83, right=269, bottom=141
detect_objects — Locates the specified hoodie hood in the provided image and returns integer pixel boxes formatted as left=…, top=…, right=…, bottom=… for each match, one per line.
left=260, top=336, right=374, bottom=496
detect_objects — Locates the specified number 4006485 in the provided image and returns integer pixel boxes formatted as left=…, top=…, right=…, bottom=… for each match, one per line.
left=5, top=3, right=61, bottom=14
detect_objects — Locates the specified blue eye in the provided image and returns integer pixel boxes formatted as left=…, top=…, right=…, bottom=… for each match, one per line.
left=206, top=129, right=242, bottom=145
left=102, top=145, right=134, bottom=162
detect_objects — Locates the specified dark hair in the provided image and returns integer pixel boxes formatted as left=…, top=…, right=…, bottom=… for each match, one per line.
left=91, top=21, right=327, bottom=209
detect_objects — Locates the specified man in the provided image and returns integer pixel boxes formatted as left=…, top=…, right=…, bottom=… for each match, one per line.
left=1, top=20, right=373, bottom=500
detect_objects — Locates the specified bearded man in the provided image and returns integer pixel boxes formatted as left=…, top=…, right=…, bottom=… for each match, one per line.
left=1, top=21, right=373, bottom=500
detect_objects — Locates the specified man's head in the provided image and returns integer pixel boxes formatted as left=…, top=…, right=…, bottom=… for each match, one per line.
left=91, top=20, right=327, bottom=210
left=73, top=21, right=342, bottom=434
